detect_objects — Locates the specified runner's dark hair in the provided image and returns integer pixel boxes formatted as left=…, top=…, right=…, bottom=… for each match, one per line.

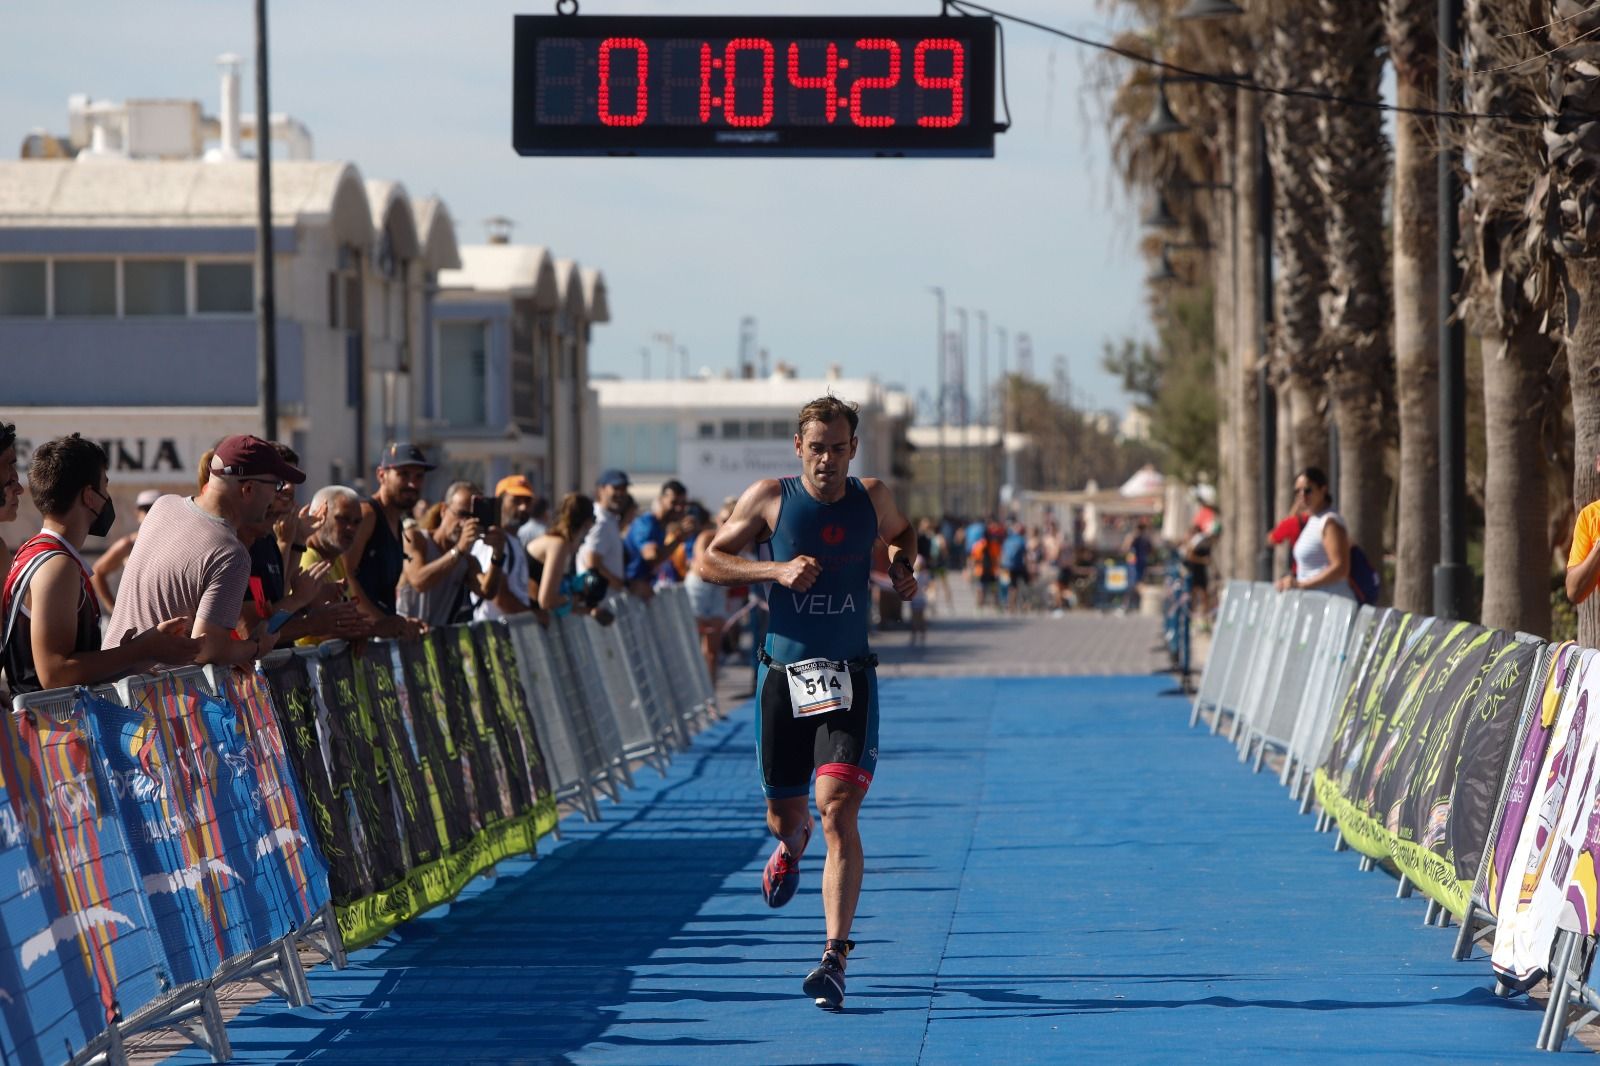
left=29, top=433, right=109, bottom=518
left=796, top=395, right=859, bottom=437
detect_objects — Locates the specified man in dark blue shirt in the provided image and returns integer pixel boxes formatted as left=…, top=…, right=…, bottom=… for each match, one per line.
left=623, top=479, right=686, bottom=600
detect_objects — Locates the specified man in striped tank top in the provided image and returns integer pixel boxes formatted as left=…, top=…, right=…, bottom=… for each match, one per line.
left=700, top=396, right=918, bottom=1010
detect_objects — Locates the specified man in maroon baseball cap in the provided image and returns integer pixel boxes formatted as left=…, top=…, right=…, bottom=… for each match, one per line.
left=103, top=433, right=301, bottom=671
left=210, top=434, right=307, bottom=486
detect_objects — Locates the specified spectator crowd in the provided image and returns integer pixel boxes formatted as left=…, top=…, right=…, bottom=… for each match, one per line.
left=0, top=421, right=763, bottom=705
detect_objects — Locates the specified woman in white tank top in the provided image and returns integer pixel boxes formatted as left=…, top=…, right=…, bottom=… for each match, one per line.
left=1277, top=466, right=1356, bottom=600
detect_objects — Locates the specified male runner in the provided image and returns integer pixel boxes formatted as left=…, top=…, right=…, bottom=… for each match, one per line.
left=698, top=395, right=918, bottom=1010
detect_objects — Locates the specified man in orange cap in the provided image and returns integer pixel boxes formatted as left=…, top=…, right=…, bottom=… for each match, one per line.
left=471, top=474, right=538, bottom=619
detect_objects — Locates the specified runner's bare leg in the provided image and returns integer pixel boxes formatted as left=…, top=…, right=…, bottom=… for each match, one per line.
left=767, top=795, right=811, bottom=853
left=815, top=776, right=866, bottom=941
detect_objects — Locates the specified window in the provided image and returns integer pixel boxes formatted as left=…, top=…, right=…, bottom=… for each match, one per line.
left=721, top=420, right=743, bottom=440
left=123, top=259, right=186, bottom=316
left=0, top=261, right=46, bottom=317
left=745, top=420, right=768, bottom=440
left=54, top=260, right=116, bottom=316
left=439, top=321, right=487, bottom=428
left=195, top=262, right=253, bottom=314
left=770, top=420, right=792, bottom=440
left=697, top=422, right=715, bottom=440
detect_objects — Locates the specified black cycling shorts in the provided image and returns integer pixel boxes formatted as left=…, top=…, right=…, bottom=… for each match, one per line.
left=755, top=660, right=879, bottom=799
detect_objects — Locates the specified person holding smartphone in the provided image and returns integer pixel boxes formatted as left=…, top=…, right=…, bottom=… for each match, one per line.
left=397, top=480, right=506, bottom=627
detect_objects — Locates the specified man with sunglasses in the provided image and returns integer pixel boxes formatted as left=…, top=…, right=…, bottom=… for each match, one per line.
left=104, top=434, right=303, bottom=670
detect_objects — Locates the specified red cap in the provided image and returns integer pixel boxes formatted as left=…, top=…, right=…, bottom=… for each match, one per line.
left=211, top=435, right=306, bottom=485
left=1267, top=513, right=1304, bottom=545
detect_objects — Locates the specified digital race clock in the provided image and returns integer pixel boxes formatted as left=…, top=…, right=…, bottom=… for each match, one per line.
left=512, top=15, right=998, bottom=157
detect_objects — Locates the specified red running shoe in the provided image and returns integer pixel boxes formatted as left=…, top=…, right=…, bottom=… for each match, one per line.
left=761, top=817, right=812, bottom=908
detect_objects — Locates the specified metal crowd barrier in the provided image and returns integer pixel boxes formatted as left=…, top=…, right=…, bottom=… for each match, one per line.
left=0, top=587, right=717, bottom=1066
left=1186, top=584, right=1600, bottom=1054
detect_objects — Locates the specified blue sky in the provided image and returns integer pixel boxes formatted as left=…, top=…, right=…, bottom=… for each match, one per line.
left=2, top=0, right=1160, bottom=414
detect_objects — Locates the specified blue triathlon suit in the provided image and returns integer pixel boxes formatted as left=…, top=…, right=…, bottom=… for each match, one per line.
left=757, top=475, right=881, bottom=799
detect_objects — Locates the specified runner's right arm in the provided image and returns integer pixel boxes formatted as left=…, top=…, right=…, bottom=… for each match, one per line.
left=697, top=479, right=819, bottom=591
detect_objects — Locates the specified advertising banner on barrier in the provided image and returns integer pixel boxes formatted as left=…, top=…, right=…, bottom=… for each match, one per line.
left=259, top=653, right=365, bottom=904
left=83, top=678, right=257, bottom=980
left=392, top=638, right=477, bottom=850
left=0, top=706, right=166, bottom=1064
left=1319, top=610, right=1415, bottom=786
left=1449, top=642, right=1554, bottom=882
left=1378, top=629, right=1518, bottom=912
left=1484, top=643, right=1581, bottom=919
left=1316, top=619, right=1468, bottom=862
left=1491, top=648, right=1600, bottom=984
left=219, top=670, right=332, bottom=932
left=259, top=632, right=551, bottom=951
left=477, top=625, right=558, bottom=839
left=355, top=642, right=442, bottom=870
left=448, top=624, right=515, bottom=819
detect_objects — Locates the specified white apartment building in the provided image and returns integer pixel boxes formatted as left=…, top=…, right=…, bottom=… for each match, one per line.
left=593, top=370, right=913, bottom=508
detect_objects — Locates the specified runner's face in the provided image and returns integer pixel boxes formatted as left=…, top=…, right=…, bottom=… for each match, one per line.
left=795, top=420, right=856, bottom=497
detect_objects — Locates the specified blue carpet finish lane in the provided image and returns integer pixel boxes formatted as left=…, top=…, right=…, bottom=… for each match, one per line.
left=169, top=676, right=1552, bottom=1064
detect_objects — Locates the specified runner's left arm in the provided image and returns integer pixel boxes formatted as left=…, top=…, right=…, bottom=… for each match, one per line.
left=863, top=479, right=918, bottom=601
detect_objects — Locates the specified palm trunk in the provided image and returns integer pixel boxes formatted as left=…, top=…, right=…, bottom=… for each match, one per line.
left=1330, top=366, right=1391, bottom=569
left=1233, top=92, right=1264, bottom=579
left=1569, top=257, right=1600, bottom=647
left=1288, top=375, right=1328, bottom=476
left=1480, top=321, right=1551, bottom=635
left=1390, top=82, right=1440, bottom=614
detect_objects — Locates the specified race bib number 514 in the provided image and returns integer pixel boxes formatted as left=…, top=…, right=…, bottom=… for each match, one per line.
left=786, top=657, right=853, bottom=718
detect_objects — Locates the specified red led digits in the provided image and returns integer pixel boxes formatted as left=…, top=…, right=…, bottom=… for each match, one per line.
left=597, top=37, right=648, bottom=127
left=787, top=42, right=841, bottom=123
left=849, top=39, right=901, bottom=127
left=699, top=43, right=713, bottom=121
left=913, top=39, right=965, bottom=127
left=723, top=38, right=776, bottom=127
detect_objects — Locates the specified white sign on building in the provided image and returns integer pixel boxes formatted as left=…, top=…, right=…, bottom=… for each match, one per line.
left=677, top=440, right=798, bottom=506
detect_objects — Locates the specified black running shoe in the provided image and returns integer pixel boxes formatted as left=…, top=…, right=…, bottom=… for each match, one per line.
left=803, top=939, right=854, bottom=1010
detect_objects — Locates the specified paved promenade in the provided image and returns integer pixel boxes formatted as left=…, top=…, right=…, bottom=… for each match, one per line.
left=167, top=623, right=1551, bottom=1064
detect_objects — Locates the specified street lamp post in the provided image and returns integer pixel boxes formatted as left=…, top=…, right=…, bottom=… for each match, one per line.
left=254, top=0, right=278, bottom=442
left=978, top=309, right=990, bottom=515
left=1434, top=0, right=1470, bottom=620
left=955, top=307, right=970, bottom=516
left=928, top=286, right=948, bottom=521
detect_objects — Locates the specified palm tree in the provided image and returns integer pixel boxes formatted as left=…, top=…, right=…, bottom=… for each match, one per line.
left=1310, top=0, right=1393, bottom=571
left=1461, top=0, right=1557, bottom=635
left=1525, top=1, right=1600, bottom=644
left=1261, top=1, right=1331, bottom=494
left=1383, top=0, right=1440, bottom=614
left=1097, top=7, right=1243, bottom=572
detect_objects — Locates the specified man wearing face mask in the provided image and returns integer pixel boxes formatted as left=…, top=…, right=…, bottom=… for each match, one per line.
left=1, top=434, right=199, bottom=694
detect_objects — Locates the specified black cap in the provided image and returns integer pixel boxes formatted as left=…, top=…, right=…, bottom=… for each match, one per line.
left=379, top=441, right=436, bottom=471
